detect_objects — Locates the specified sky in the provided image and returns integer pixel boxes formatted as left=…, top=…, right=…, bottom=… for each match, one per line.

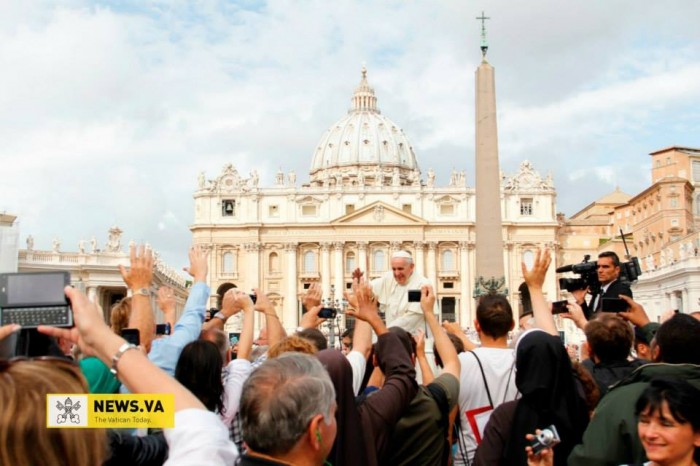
left=2, top=0, right=699, bottom=273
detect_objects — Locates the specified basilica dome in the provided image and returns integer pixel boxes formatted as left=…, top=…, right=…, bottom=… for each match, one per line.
left=309, top=67, right=421, bottom=188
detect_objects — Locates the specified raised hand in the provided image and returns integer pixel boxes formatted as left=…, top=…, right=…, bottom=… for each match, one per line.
left=118, top=243, right=153, bottom=290
left=302, top=283, right=322, bottom=311
left=183, top=245, right=209, bottom=282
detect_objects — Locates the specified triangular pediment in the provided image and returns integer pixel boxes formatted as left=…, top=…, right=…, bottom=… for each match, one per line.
left=332, top=201, right=427, bottom=225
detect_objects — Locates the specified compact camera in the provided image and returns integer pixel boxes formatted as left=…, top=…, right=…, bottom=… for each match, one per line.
left=529, top=425, right=561, bottom=454
left=318, top=307, right=337, bottom=319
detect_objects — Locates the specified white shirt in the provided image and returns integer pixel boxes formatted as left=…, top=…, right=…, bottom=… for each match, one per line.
left=454, top=347, right=519, bottom=464
left=164, top=409, right=238, bottom=466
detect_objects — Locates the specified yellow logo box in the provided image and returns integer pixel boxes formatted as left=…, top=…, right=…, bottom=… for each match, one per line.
left=47, top=394, right=175, bottom=428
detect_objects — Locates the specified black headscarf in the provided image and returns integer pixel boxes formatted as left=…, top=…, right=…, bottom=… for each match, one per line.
left=317, top=349, right=371, bottom=466
left=502, top=329, right=589, bottom=466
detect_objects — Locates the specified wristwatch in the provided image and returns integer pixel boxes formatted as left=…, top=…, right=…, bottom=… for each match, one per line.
left=213, top=311, right=227, bottom=322
left=132, top=288, right=150, bottom=297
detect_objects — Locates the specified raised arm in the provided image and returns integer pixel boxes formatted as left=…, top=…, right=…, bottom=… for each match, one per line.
left=442, top=320, right=477, bottom=351
left=414, top=329, right=435, bottom=384
left=253, top=288, right=286, bottom=349
left=421, top=284, right=459, bottom=379
left=522, top=248, right=558, bottom=336
left=39, top=287, right=238, bottom=465
left=119, top=243, right=156, bottom=351
left=346, top=278, right=387, bottom=336
left=156, top=286, right=177, bottom=330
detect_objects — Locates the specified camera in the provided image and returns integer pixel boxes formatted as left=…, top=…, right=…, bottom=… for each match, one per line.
left=318, top=307, right=337, bottom=319
left=557, top=254, right=642, bottom=295
left=408, top=290, right=421, bottom=302
left=529, top=425, right=561, bottom=454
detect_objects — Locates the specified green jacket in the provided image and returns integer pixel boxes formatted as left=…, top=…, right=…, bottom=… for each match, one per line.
left=568, top=362, right=700, bottom=466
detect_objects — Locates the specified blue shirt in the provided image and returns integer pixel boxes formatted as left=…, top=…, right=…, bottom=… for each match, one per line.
left=120, top=282, right=209, bottom=394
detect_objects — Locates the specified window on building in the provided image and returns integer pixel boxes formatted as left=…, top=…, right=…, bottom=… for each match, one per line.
left=520, top=198, right=533, bottom=216
left=442, top=250, right=455, bottom=271
left=693, top=161, right=700, bottom=182
left=222, top=252, right=235, bottom=274
left=373, top=250, right=385, bottom=272
left=402, top=204, right=412, bottom=214
left=440, top=204, right=454, bottom=216
left=345, top=204, right=355, bottom=214
left=269, top=252, right=279, bottom=273
left=269, top=205, right=279, bottom=217
left=303, top=251, right=317, bottom=273
left=670, top=198, right=678, bottom=208
left=301, top=205, right=318, bottom=216
left=303, top=283, right=311, bottom=290
left=345, top=252, right=356, bottom=273
left=696, top=194, right=700, bottom=216
left=443, top=282, right=454, bottom=289
left=222, top=200, right=235, bottom=217
left=522, top=250, right=534, bottom=270
left=671, top=219, right=679, bottom=227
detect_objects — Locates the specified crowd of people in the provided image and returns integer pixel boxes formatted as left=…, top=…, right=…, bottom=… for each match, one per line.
left=0, top=245, right=699, bottom=466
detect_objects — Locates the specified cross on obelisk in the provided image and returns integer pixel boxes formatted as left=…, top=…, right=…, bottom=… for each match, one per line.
left=476, top=11, right=490, bottom=60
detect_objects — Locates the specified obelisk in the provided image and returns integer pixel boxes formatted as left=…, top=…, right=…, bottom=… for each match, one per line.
left=474, top=12, right=506, bottom=297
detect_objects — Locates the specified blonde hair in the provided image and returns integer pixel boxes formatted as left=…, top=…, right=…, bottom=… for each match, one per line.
left=110, top=297, right=132, bottom=334
left=0, top=359, right=107, bottom=466
left=267, top=335, right=317, bottom=359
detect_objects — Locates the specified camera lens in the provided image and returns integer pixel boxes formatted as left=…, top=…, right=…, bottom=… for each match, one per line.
left=537, top=429, right=553, bottom=445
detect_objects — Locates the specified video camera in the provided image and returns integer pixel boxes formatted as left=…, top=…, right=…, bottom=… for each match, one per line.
left=557, top=254, right=642, bottom=294
left=557, top=230, right=642, bottom=294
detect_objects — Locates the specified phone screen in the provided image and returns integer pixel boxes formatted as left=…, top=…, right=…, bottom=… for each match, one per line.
left=551, top=300, right=569, bottom=315
left=601, top=298, right=628, bottom=313
left=121, top=328, right=140, bottom=346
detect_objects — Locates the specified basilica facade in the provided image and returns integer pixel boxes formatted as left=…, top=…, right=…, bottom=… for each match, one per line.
left=191, top=68, right=559, bottom=333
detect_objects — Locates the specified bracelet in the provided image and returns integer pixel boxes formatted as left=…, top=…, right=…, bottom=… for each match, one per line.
left=110, top=342, right=139, bottom=377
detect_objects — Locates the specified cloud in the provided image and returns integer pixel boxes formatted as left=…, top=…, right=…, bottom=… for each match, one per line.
left=1, top=0, right=699, bottom=269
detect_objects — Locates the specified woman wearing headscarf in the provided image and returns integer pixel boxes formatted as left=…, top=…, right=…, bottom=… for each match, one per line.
left=317, top=278, right=418, bottom=466
left=474, top=329, right=589, bottom=465
left=475, top=248, right=590, bottom=466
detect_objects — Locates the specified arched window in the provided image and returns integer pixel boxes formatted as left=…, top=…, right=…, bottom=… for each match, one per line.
left=222, top=252, right=235, bottom=274
left=345, top=252, right=356, bottom=273
left=442, top=250, right=455, bottom=271
left=269, top=252, right=279, bottom=273
left=373, top=250, right=385, bottom=272
left=304, top=251, right=317, bottom=273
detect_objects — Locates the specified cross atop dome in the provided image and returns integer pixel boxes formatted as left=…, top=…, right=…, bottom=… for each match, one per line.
left=351, top=65, right=379, bottom=114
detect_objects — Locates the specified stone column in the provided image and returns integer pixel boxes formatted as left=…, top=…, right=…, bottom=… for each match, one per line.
left=357, top=242, right=368, bottom=274
left=426, top=242, right=437, bottom=285
left=414, top=241, right=425, bottom=277
left=245, top=242, right=261, bottom=293
left=459, top=241, right=470, bottom=325
left=87, top=286, right=97, bottom=303
left=333, top=242, right=344, bottom=301
left=284, top=243, right=298, bottom=329
left=321, top=242, right=331, bottom=298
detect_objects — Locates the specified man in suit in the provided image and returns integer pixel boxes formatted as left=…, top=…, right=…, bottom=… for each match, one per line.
left=573, top=251, right=632, bottom=320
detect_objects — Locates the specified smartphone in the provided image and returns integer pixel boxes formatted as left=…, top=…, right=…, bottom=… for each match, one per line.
left=0, top=330, right=18, bottom=359
left=601, top=297, right=629, bottom=313
left=408, top=290, right=421, bottom=302
left=121, top=328, right=140, bottom=346
left=155, top=323, right=171, bottom=336
left=229, top=332, right=240, bottom=346
left=249, top=293, right=257, bottom=304
left=0, top=271, right=73, bottom=328
left=551, top=300, right=569, bottom=315
left=318, top=307, right=337, bottom=318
